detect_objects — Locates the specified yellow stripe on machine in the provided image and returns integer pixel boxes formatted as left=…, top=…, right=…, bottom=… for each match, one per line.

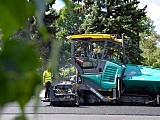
left=68, top=34, right=122, bottom=43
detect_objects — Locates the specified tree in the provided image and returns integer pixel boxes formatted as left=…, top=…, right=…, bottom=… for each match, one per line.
left=140, top=19, right=160, bottom=68
left=56, top=2, right=85, bottom=68
left=76, top=0, right=147, bottom=64
left=12, top=2, right=61, bottom=69
left=56, top=2, right=85, bottom=37
left=77, top=0, right=108, bottom=33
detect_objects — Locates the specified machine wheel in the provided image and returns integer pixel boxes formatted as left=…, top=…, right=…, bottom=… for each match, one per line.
left=84, top=93, right=99, bottom=105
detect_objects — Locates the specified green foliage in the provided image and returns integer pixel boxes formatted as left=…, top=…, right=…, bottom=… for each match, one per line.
left=0, top=40, right=41, bottom=119
left=59, top=66, right=76, bottom=78
left=140, top=31, right=160, bottom=67
left=81, top=1, right=108, bottom=33
left=56, top=2, right=85, bottom=37
left=43, top=5, right=59, bottom=34
left=152, top=48, right=160, bottom=67
left=79, top=0, right=148, bottom=64
left=0, top=0, right=70, bottom=119
left=0, top=2, right=158, bottom=120
left=0, top=0, right=35, bottom=39
left=48, top=39, right=62, bottom=77
left=56, top=2, right=85, bottom=77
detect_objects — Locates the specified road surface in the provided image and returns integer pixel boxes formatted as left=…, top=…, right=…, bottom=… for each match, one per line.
left=0, top=90, right=160, bottom=120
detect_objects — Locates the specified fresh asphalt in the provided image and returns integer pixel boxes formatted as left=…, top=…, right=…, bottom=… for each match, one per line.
left=1, top=90, right=160, bottom=120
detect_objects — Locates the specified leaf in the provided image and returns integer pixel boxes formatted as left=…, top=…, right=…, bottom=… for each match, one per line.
left=0, top=0, right=35, bottom=39
left=48, top=38, right=62, bottom=78
left=0, top=40, right=41, bottom=109
left=33, top=0, right=45, bottom=26
left=33, top=0, right=49, bottom=40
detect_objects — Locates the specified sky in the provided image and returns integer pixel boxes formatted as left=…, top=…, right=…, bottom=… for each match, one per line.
left=53, top=0, right=160, bottom=34
left=139, top=0, right=160, bottom=34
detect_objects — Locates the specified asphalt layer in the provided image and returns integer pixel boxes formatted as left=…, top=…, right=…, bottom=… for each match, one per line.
left=1, top=90, right=160, bottom=120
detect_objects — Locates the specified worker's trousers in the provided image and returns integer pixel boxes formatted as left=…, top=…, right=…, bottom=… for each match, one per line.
left=45, top=81, right=51, bottom=98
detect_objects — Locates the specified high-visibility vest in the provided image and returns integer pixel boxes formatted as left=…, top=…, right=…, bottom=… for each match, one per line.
left=43, top=70, right=52, bottom=83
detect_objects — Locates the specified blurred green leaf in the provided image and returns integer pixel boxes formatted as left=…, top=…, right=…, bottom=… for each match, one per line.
left=0, top=0, right=35, bottom=39
left=33, top=0, right=45, bottom=26
left=33, top=0, right=49, bottom=41
left=0, top=40, right=41, bottom=109
left=48, top=38, right=62, bottom=77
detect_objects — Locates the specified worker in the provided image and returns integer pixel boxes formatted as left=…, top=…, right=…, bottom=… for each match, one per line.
left=43, top=67, right=53, bottom=100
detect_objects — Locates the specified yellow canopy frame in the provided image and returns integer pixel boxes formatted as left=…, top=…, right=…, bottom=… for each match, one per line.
left=68, top=34, right=122, bottom=43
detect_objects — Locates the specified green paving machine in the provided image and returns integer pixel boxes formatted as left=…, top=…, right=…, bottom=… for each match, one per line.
left=45, top=34, right=160, bottom=106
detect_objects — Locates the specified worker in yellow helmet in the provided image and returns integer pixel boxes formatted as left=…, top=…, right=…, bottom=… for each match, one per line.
left=43, top=67, right=53, bottom=99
